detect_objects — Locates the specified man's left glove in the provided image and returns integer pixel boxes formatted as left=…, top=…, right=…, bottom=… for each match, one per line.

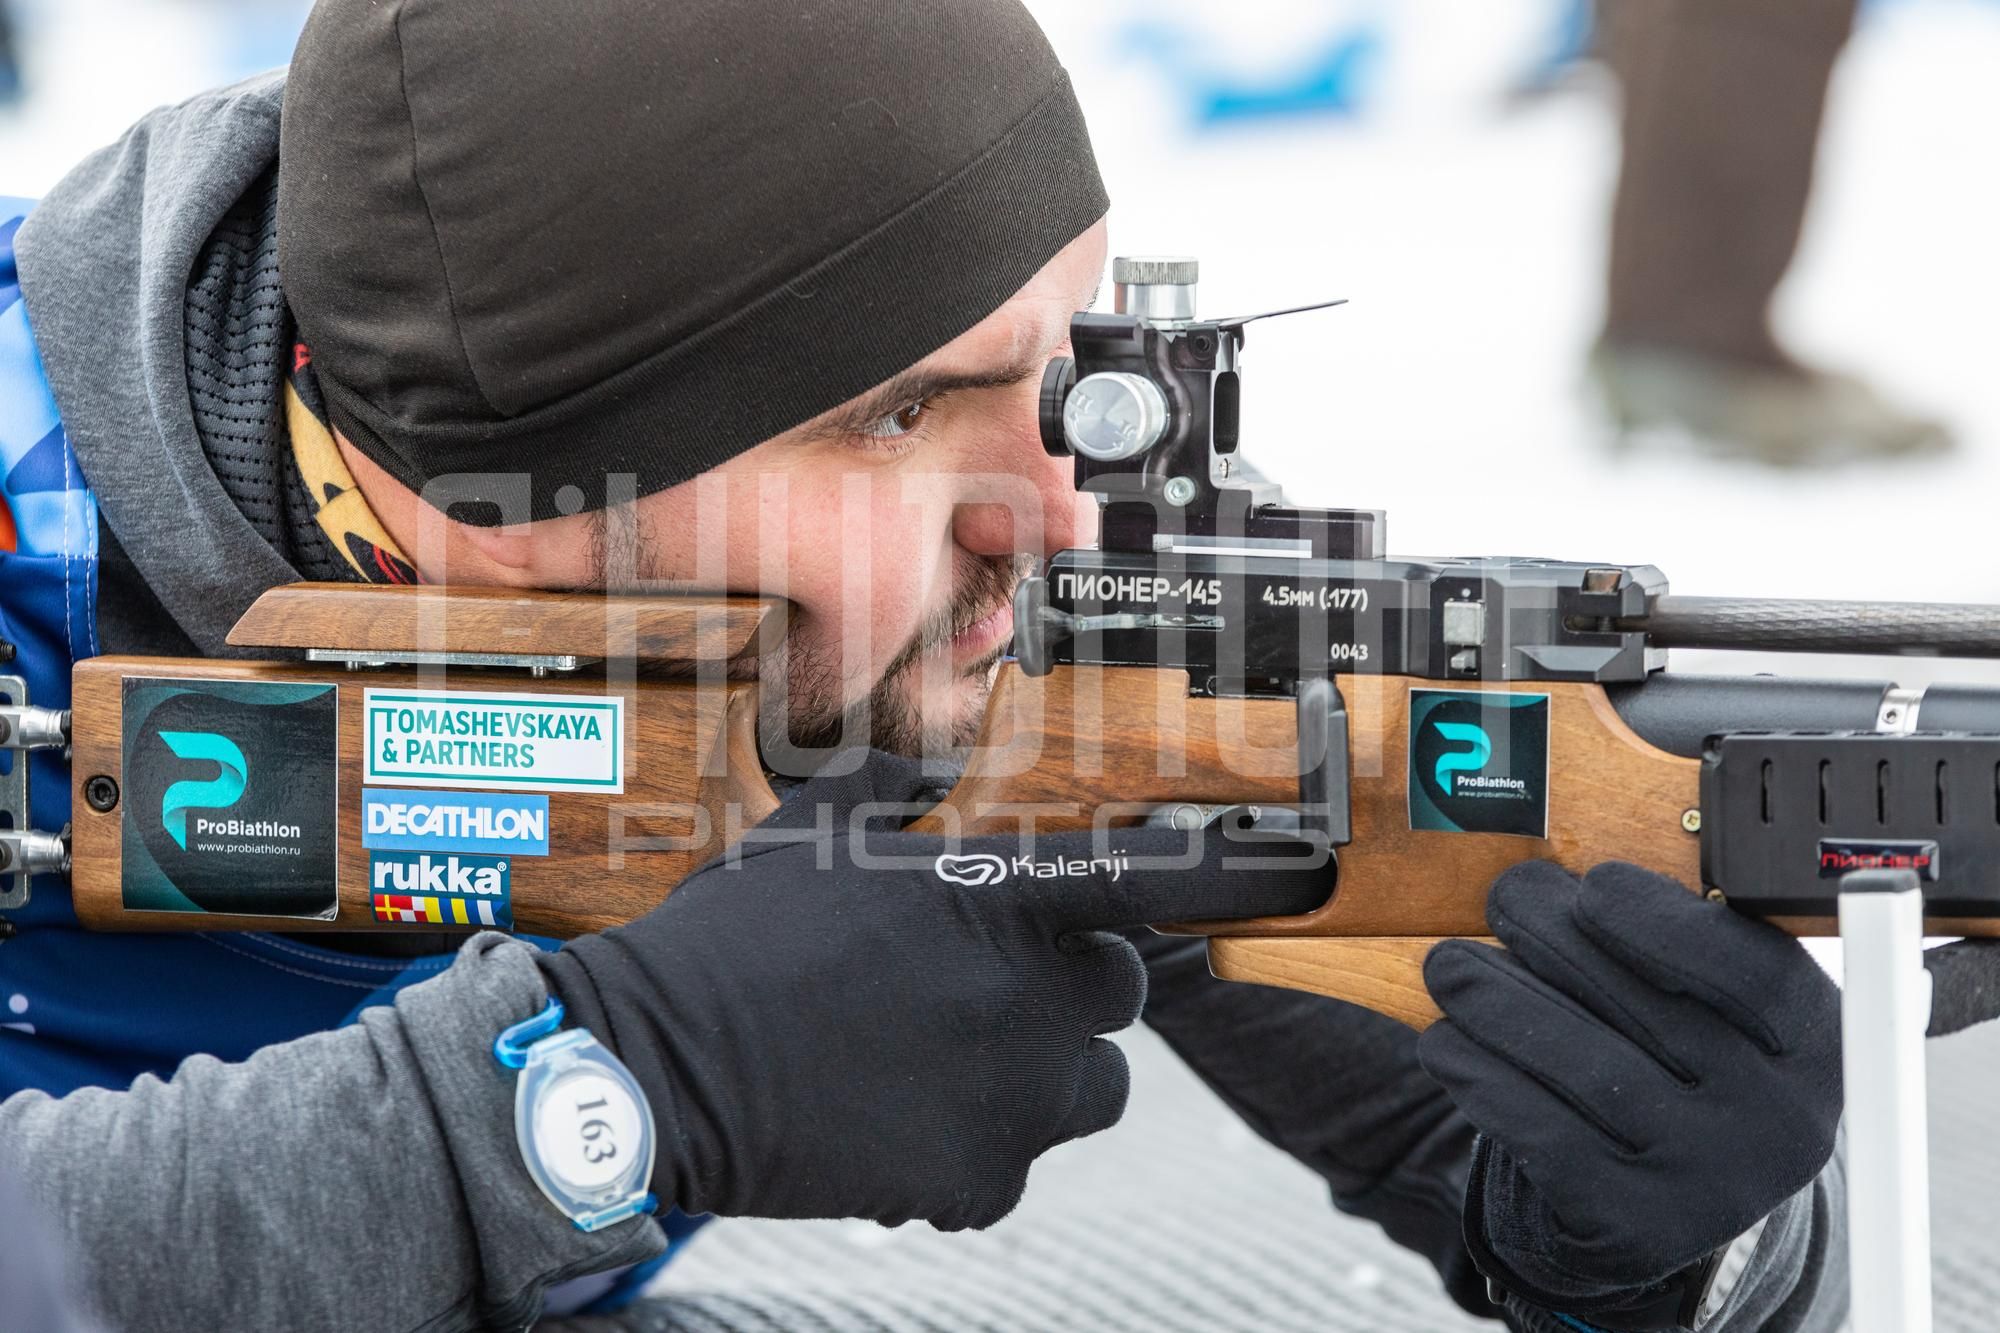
left=1417, top=861, right=1842, bottom=1329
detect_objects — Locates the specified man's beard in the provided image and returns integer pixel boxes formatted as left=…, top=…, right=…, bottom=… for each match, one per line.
left=585, top=507, right=1029, bottom=762
left=775, top=553, right=1031, bottom=761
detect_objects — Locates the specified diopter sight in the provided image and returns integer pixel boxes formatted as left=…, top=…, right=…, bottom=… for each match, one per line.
left=1036, top=255, right=1358, bottom=558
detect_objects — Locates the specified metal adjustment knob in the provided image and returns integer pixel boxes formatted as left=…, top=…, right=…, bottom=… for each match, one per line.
left=1113, top=255, right=1198, bottom=322
left=1062, top=372, right=1171, bottom=462
left=0, top=705, right=70, bottom=752
left=0, top=829, right=69, bottom=879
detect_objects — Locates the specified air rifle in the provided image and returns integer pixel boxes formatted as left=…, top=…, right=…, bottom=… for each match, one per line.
left=11, top=255, right=2000, bottom=1032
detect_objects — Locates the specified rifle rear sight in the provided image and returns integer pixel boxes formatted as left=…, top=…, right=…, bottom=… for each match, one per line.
left=1022, top=255, right=1662, bottom=697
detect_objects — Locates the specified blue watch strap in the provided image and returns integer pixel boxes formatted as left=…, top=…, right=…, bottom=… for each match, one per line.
left=495, top=997, right=568, bottom=1067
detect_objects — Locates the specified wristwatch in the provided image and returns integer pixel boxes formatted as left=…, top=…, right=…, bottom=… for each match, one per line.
left=494, top=998, right=658, bottom=1232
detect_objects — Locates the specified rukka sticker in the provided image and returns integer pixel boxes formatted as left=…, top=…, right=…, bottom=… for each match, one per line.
left=369, top=850, right=513, bottom=929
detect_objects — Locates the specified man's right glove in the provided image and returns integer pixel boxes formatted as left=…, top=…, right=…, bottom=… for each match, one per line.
left=538, top=751, right=1329, bottom=1231
left=1417, top=861, right=1843, bottom=1329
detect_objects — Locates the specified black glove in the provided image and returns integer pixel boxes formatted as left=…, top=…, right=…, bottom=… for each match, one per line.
left=1416, top=861, right=1842, bottom=1328
left=539, top=750, right=1329, bottom=1231
left=1923, top=937, right=2000, bottom=1037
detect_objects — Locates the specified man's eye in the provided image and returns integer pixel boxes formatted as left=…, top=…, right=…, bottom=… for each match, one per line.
left=862, top=399, right=928, bottom=440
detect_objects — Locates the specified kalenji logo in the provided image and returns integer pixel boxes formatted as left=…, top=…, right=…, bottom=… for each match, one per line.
left=932, top=851, right=1133, bottom=886
left=1012, top=852, right=1129, bottom=882
left=934, top=854, right=1008, bottom=887
left=1815, top=839, right=1941, bottom=881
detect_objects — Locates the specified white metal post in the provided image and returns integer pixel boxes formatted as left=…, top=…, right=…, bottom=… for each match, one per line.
left=1838, top=870, right=1933, bottom=1333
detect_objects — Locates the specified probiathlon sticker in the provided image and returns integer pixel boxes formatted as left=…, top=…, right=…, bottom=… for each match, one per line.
left=1406, top=688, right=1551, bottom=839
left=120, top=678, right=339, bottom=918
left=365, top=689, right=624, bottom=793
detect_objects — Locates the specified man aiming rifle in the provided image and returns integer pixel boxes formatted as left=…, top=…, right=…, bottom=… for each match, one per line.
left=0, top=1, right=1977, bottom=1329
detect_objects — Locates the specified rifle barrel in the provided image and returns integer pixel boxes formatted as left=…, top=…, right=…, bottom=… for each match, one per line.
left=1617, top=596, right=2000, bottom=657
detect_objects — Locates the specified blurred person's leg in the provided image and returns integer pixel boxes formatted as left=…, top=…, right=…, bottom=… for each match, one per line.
left=0, top=0, right=20, bottom=106
left=1604, top=0, right=1851, bottom=366
left=1595, top=0, right=1948, bottom=462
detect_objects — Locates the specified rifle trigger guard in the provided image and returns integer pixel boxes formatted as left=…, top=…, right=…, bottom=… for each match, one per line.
left=1297, top=677, right=1352, bottom=848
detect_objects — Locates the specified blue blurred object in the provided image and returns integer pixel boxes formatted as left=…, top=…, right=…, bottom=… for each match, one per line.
left=0, top=1168, right=104, bottom=1332
left=1117, top=16, right=1384, bottom=126
left=1513, top=0, right=1595, bottom=95
left=223, top=0, right=313, bottom=78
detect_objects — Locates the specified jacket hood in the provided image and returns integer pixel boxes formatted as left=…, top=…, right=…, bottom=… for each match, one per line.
left=14, top=71, right=300, bottom=656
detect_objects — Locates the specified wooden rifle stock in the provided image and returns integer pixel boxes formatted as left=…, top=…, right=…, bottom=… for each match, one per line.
left=921, top=664, right=2000, bottom=1026
left=67, top=585, right=784, bottom=938
left=910, top=664, right=1706, bottom=1028
left=61, top=583, right=2000, bottom=1030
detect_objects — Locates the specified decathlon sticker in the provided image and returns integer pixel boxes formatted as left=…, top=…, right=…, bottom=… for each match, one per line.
left=1407, top=689, right=1550, bottom=839
left=364, top=689, right=624, bottom=793
left=370, top=850, right=513, bottom=929
left=119, top=677, right=339, bottom=918
left=363, top=788, right=551, bottom=856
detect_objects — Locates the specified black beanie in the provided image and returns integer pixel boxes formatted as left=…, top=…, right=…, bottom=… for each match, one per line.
left=277, top=0, right=1107, bottom=523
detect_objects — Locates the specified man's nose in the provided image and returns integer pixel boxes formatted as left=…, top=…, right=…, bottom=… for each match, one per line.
left=952, top=448, right=1092, bottom=560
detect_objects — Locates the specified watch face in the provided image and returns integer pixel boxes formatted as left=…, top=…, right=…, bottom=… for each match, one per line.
left=534, top=1066, right=647, bottom=1193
